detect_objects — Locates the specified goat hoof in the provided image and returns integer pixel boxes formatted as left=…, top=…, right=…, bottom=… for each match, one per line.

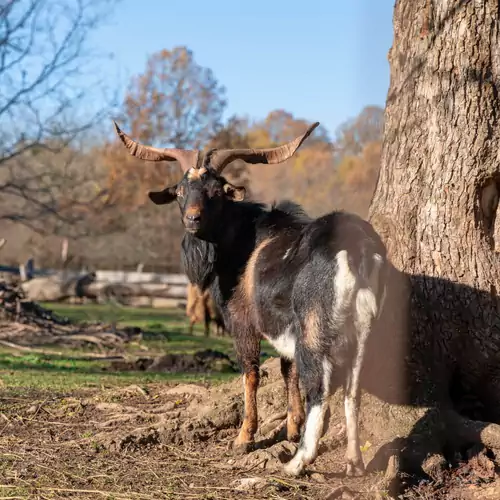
left=345, top=461, right=365, bottom=477
left=287, top=429, right=302, bottom=443
left=232, top=441, right=254, bottom=455
left=283, top=457, right=305, bottom=477
left=286, top=414, right=304, bottom=443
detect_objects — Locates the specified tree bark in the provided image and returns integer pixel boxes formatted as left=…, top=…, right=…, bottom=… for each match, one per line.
left=365, top=0, right=500, bottom=480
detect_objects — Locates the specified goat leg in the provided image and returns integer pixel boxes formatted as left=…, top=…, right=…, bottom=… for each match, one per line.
left=233, top=331, right=261, bottom=454
left=233, top=365, right=260, bottom=453
left=343, top=288, right=377, bottom=477
left=280, top=358, right=305, bottom=442
left=284, top=355, right=332, bottom=476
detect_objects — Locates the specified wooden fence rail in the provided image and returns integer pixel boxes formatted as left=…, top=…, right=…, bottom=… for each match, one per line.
left=1, top=264, right=190, bottom=308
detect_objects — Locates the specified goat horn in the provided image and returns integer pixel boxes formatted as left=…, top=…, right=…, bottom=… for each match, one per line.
left=113, top=121, right=200, bottom=173
left=209, top=122, right=320, bottom=173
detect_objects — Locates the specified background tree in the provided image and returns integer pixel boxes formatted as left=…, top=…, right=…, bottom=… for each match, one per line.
left=0, top=0, right=118, bottom=234
left=206, top=115, right=252, bottom=191
left=243, top=108, right=383, bottom=218
left=334, top=105, right=384, bottom=156
left=108, top=46, right=227, bottom=207
left=243, top=110, right=334, bottom=212
left=364, top=0, right=500, bottom=485
left=123, top=46, right=226, bottom=149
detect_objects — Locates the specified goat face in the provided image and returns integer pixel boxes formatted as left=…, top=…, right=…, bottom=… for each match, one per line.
left=147, top=167, right=246, bottom=238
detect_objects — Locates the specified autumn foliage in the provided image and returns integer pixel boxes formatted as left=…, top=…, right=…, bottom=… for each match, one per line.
left=0, top=44, right=383, bottom=272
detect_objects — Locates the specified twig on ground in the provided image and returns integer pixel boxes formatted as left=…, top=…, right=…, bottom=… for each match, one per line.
left=0, top=484, right=154, bottom=499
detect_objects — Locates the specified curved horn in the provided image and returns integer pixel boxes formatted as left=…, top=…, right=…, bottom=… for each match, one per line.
left=209, top=122, right=320, bottom=173
left=113, top=121, right=199, bottom=173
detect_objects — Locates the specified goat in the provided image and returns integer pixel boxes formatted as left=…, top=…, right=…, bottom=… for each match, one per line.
left=113, top=120, right=389, bottom=477
left=186, top=282, right=226, bottom=336
left=74, top=271, right=98, bottom=304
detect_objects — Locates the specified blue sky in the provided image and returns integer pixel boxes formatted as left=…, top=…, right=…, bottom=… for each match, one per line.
left=92, top=0, right=394, bottom=139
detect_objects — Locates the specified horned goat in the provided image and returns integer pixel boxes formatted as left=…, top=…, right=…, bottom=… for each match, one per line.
left=113, top=120, right=388, bottom=477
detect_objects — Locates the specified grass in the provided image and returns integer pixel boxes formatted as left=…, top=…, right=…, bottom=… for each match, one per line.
left=44, top=302, right=187, bottom=328
left=0, top=302, right=277, bottom=391
left=43, top=302, right=277, bottom=358
left=0, top=351, right=236, bottom=391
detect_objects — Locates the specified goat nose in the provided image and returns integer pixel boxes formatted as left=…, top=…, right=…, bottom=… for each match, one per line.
left=186, top=212, right=201, bottom=221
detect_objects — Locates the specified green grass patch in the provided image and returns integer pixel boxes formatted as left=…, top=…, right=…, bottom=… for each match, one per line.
left=0, top=303, right=277, bottom=390
left=0, top=351, right=237, bottom=390
left=42, top=302, right=277, bottom=358
left=43, top=302, right=186, bottom=327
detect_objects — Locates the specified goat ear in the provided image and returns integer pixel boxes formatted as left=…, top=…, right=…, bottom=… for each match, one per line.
left=223, top=183, right=246, bottom=202
left=148, top=186, right=177, bottom=205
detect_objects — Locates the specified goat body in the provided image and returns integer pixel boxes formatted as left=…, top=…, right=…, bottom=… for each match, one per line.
left=182, top=199, right=388, bottom=476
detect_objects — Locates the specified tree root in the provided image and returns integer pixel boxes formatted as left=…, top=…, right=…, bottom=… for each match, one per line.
left=364, top=406, right=500, bottom=498
left=444, top=409, right=500, bottom=451
left=259, top=412, right=287, bottom=436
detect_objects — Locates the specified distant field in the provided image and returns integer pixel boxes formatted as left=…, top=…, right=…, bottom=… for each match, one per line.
left=0, top=302, right=277, bottom=390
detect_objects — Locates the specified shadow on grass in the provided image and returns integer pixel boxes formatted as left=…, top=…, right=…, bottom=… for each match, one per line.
left=4, top=303, right=276, bottom=390
left=0, top=337, right=273, bottom=391
left=0, top=352, right=114, bottom=374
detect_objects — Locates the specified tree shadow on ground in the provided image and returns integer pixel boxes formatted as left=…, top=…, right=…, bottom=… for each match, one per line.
left=358, top=264, right=500, bottom=494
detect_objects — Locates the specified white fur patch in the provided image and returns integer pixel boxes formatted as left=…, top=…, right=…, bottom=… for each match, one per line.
left=285, top=358, right=331, bottom=476
left=266, top=326, right=296, bottom=359
left=284, top=403, right=325, bottom=475
left=330, top=250, right=357, bottom=330
left=344, top=394, right=359, bottom=461
left=187, top=166, right=207, bottom=180
left=355, top=252, right=384, bottom=327
left=322, top=358, right=332, bottom=396
left=301, top=404, right=323, bottom=460
left=356, top=288, right=377, bottom=324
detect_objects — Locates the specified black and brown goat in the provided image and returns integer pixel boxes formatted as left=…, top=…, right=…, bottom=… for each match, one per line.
left=113, top=121, right=388, bottom=477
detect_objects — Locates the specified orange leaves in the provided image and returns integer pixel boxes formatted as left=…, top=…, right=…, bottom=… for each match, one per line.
left=101, top=141, right=182, bottom=210
left=337, top=141, right=382, bottom=188
left=103, top=46, right=226, bottom=209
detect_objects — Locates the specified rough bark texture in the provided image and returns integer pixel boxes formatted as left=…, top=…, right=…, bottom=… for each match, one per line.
left=364, top=0, right=500, bottom=482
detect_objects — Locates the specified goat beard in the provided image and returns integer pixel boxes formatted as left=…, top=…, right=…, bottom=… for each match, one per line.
left=181, top=234, right=217, bottom=291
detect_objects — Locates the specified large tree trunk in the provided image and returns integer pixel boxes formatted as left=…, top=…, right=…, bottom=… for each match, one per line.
left=364, top=0, right=500, bottom=486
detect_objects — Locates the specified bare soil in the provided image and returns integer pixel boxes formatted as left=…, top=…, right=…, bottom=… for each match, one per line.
left=1, top=357, right=499, bottom=499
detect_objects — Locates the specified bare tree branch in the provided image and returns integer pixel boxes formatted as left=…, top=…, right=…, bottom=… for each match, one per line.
left=0, top=0, right=120, bottom=234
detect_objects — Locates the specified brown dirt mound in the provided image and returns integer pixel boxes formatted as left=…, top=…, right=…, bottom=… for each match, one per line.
left=83, top=359, right=500, bottom=498
left=1, top=358, right=500, bottom=499
left=104, top=349, right=238, bottom=374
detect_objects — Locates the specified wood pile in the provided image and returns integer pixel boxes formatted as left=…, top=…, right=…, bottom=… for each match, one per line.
left=0, top=280, right=142, bottom=351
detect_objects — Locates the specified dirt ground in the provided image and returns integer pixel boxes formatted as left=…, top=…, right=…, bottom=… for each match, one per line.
left=1, top=357, right=499, bottom=500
